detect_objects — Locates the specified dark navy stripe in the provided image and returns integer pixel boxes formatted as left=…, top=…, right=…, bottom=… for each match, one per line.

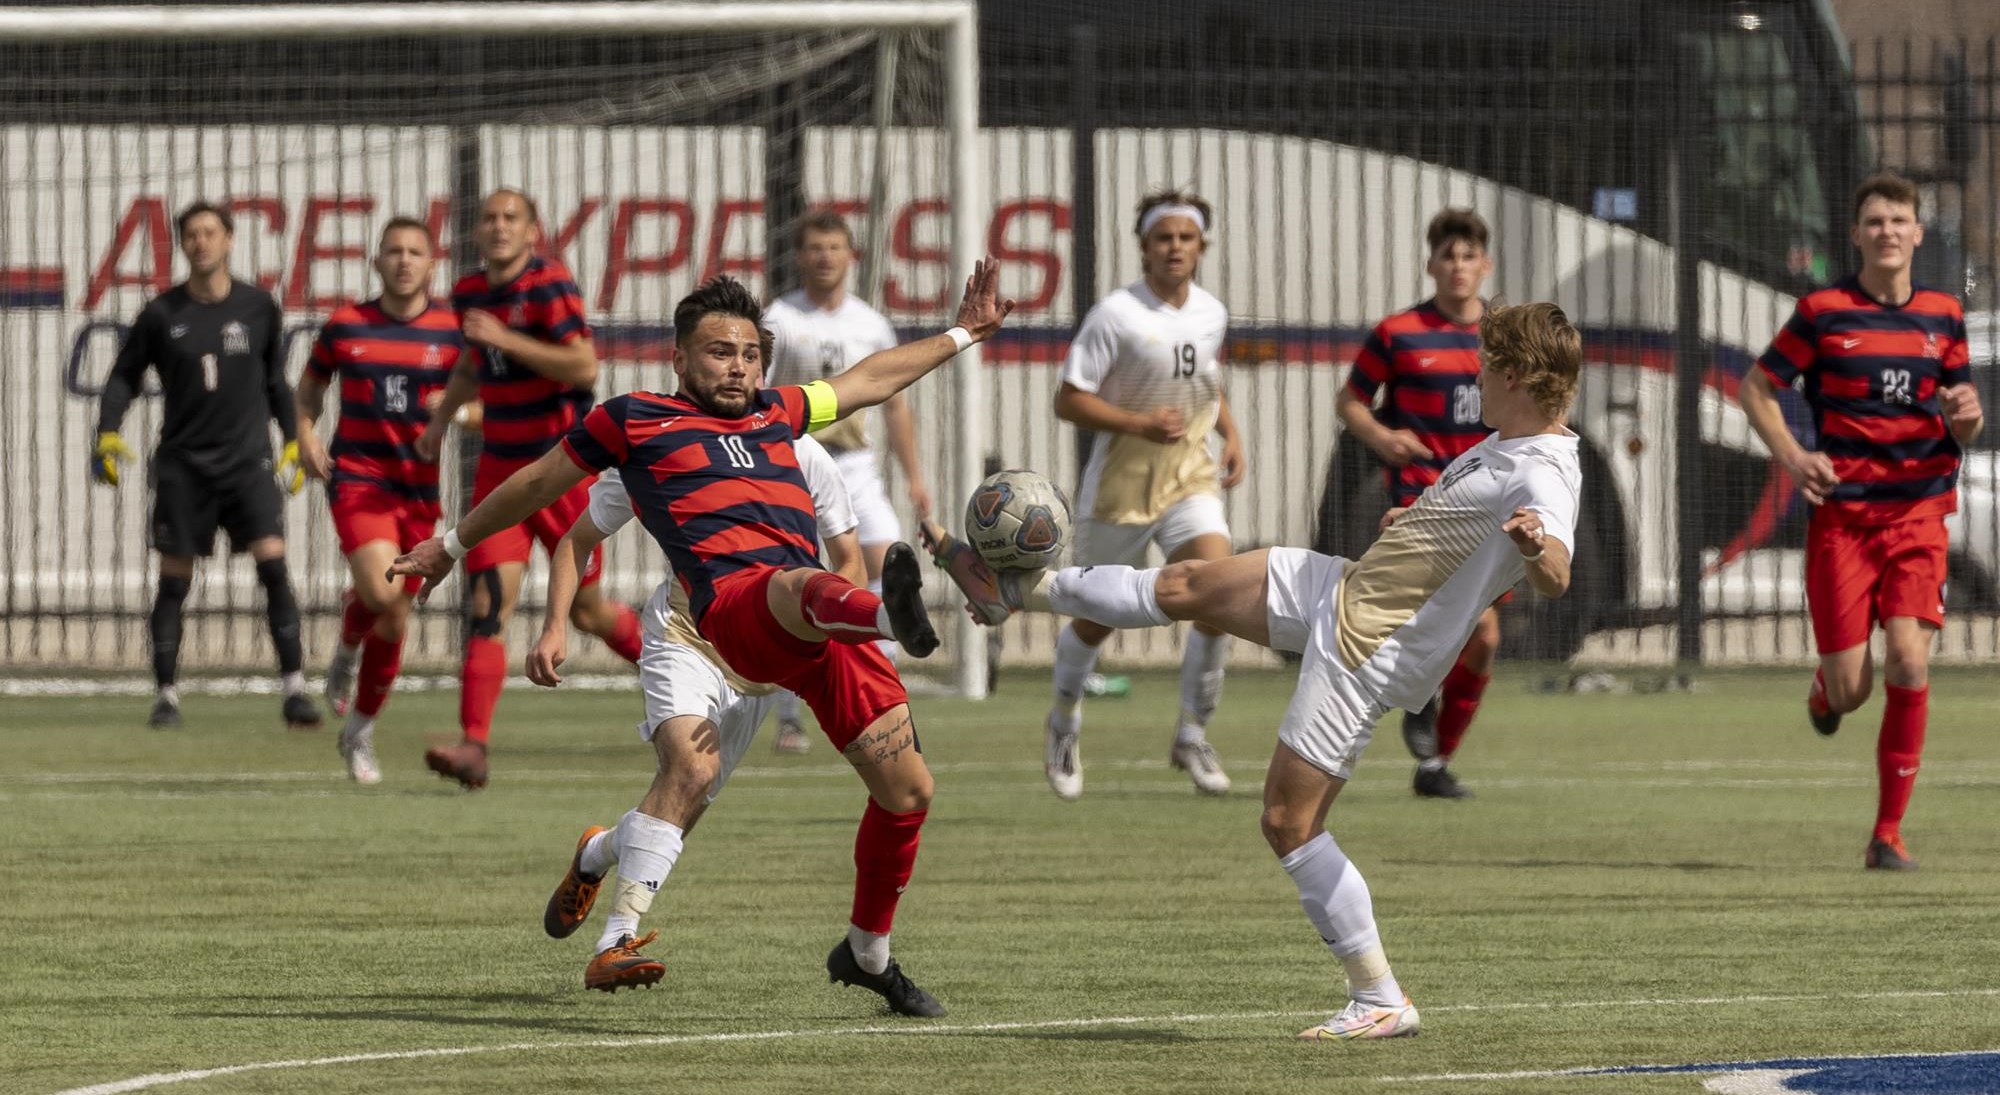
left=483, top=400, right=571, bottom=422
left=1815, top=354, right=1955, bottom=375
left=1815, top=310, right=1961, bottom=337
left=323, top=323, right=465, bottom=347
left=1825, top=477, right=1957, bottom=503
left=338, top=399, right=433, bottom=424
left=331, top=471, right=440, bottom=502
left=1383, top=371, right=1481, bottom=393
left=1814, top=396, right=1937, bottom=420
left=1820, top=434, right=1957, bottom=462
left=333, top=439, right=424, bottom=463
left=674, top=504, right=820, bottom=549
left=1386, top=331, right=1481, bottom=352
left=482, top=437, right=560, bottom=460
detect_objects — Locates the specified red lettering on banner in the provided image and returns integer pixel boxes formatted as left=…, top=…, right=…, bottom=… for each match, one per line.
left=600, top=198, right=694, bottom=311
left=700, top=199, right=765, bottom=284
left=883, top=199, right=949, bottom=312
left=286, top=197, right=376, bottom=310
left=84, top=196, right=172, bottom=310
left=544, top=199, right=602, bottom=263
left=224, top=196, right=287, bottom=293
left=423, top=196, right=453, bottom=260
left=989, top=199, right=1070, bottom=313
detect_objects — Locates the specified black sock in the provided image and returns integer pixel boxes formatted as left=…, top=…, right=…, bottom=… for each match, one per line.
left=254, top=557, right=303, bottom=676
left=150, top=574, right=192, bottom=689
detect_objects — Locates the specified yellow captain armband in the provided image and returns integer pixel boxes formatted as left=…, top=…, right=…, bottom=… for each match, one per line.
left=800, top=379, right=840, bottom=434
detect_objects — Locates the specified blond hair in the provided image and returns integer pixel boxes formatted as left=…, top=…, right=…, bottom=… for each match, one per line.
left=1480, top=302, right=1581, bottom=420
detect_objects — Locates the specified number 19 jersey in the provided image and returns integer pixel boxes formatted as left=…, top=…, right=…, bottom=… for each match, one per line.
left=1061, top=280, right=1229, bottom=525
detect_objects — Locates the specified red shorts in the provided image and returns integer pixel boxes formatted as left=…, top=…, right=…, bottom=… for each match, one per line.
left=702, top=566, right=909, bottom=750
left=329, top=485, right=439, bottom=556
left=463, top=460, right=603, bottom=585
left=1805, top=514, right=1948, bottom=654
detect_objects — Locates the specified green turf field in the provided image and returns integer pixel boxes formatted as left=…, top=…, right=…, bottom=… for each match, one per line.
left=4, top=666, right=1999, bottom=1094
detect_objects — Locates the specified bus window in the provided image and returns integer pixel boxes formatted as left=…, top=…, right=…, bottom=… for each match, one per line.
left=1695, top=22, right=1833, bottom=285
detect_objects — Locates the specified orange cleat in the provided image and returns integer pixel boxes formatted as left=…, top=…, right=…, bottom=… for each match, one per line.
left=585, top=932, right=666, bottom=993
left=544, top=826, right=608, bottom=939
left=424, top=740, right=489, bottom=790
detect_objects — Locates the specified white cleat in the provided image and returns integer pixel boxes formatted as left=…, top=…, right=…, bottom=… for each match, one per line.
left=324, top=643, right=360, bottom=716
left=337, top=722, right=382, bottom=785
left=1045, top=715, right=1083, bottom=800
left=1169, top=739, right=1231, bottom=795
left=1297, top=997, right=1420, bottom=1041
left=772, top=718, right=811, bottom=755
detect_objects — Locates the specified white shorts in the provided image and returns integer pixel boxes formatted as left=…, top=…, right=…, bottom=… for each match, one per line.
left=1075, top=492, right=1230, bottom=567
left=834, top=449, right=900, bottom=547
left=1265, top=546, right=1388, bottom=781
left=637, top=629, right=774, bottom=805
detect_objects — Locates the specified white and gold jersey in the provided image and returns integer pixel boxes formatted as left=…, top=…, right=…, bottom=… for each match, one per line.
left=585, top=433, right=857, bottom=697
left=1336, top=429, right=1581, bottom=708
left=1061, top=281, right=1229, bottom=525
left=762, top=289, right=899, bottom=455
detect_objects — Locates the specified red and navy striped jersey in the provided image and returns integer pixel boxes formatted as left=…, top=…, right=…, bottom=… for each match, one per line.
left=451, top=255, right=593, bottom=470
left=306, top=298, right=465, bottom=515
left=561, top=385, right=826, bottom=625
left=1347, top=299, right=1487, bottom=507
left=1757, top=276, right=1971, bottom=525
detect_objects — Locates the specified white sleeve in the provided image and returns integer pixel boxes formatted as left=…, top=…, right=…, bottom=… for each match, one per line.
left=1058, top=302, right=1120, bottom=394
left=762, top=300, right=808, bottom=387
left=871, top=311, right=900, bottom=355
left=584, top=474, right=636, bottom=537
left=795, top=435, right=858, bottom=539
left=1509, top=457, right=1580, bottom=556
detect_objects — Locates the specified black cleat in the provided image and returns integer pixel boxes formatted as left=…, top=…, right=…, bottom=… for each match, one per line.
left=1401, top=697, right=1440, bottom=761
left=282, top=692, right=323, bottom=730
left=880, top=543, right=939, bottom=658
left=1865, top=837, right=1918, bottom=871
left=1809, top=704, right=1841, bottom=738
left=1413, top=764, right=1471, bottom=799
left=826, top=938, right=946, bottom=1017
left=148, top=696, right=182, bottom=729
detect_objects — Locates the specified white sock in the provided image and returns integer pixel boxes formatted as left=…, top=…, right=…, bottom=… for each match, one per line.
left=340, top=710, right=375, bottom=741
left=870, top=580, right=899, bottom=661
left=1049, top=625, right=1101, bottom=732
left=1176, top=630, right=1231, bottom=745
left=776, top=690, right=802, bottom=725
left=282, top=670, right=307, bottom=697
left=158, top=684, right=180, bottom=707
left=1279, top=831, right=1404, bottom=1008
left=596, top=809, right=684, bottom=954
left=578, top=826, right=618, bottom=877
left=1045, top=566, right=1170, bottom=630
left=337, top=639, right=360, bottom=662
left=847, top=925, right=892, bottom=975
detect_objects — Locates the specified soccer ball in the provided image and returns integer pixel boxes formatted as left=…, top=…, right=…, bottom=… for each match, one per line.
left=965, top=469, right=1072, bottom=571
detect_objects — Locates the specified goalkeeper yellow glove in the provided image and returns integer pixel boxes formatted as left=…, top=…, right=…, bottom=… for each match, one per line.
left=91, top=430, right=132, bottom=487
left=276, top=440, right=305, bottom=495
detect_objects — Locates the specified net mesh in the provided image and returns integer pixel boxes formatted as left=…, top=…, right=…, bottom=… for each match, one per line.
left=3, top=3, right=1998, bottom=681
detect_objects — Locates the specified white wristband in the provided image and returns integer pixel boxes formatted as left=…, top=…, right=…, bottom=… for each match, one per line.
left=1519, top=545, right=1545, bottom=563
left=441, top=527, right=469, bottom=560
left=945, top=326, right=974, bottom=353
left=453, top=405, right=473, bottom=426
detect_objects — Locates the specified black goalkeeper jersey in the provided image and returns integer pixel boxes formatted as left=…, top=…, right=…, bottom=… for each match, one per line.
left=96, top=279, right=297, bottom=477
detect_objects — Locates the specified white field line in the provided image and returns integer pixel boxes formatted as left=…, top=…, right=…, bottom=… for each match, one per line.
left=44, top=987, right=2000, bottom=1095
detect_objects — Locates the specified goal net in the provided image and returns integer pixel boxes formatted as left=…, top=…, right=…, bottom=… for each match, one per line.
left=0, top=3, right=993, bottom=693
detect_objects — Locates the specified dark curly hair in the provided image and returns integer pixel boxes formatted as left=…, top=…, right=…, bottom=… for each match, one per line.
left=674, top=276, right=764, bottom=351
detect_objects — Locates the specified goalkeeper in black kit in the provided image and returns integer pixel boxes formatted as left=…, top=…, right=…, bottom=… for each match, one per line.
left=92, top=201, right=322, bottom=731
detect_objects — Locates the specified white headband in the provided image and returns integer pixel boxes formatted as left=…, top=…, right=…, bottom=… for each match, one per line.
left=1139, top=202, right=1208, bottom=238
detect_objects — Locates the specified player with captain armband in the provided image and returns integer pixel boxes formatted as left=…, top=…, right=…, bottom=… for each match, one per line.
left=525, top=412, right=862, bottom=991
left=1040, top=188, right=1248, bottom=800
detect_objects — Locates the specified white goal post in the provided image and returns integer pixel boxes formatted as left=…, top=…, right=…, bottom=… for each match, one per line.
left=2, top=2, right=991, bottom=698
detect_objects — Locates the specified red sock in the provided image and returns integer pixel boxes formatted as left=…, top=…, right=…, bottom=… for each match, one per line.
left=801, top=571, right=886, bottom=644
left=604, top=602, right=643, bottom=664
left=1808, top=668, right=1831, bottom=718
left=339, top=589, right=376, bottom=648
left=1875, top=683, right=1928, bottom=842
left=1435, top=661, right=1491, bottom=761
left=460, top=636, right=508, bottom=745
left=354, top=632, right=405, bottom=717
left=850, top=800, right=926, bottom=934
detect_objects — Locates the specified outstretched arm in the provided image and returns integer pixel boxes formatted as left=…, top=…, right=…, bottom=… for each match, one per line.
left=389, top=446, right=590, bottom=601
left=824, top=258, right=1014, bottom=415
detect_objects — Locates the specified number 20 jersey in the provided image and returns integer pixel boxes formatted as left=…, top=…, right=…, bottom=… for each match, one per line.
left=1347, top=299, right=1486, bottom=509
left=306, top=298, right=465, bottom=517
left=1757, top=276, right=1970, bottom=526
left=1061, top=280, right=1229, bottom=525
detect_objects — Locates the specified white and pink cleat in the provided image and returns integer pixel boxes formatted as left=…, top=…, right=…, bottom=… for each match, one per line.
left=1296, top=997, right=1421, bottom=1041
